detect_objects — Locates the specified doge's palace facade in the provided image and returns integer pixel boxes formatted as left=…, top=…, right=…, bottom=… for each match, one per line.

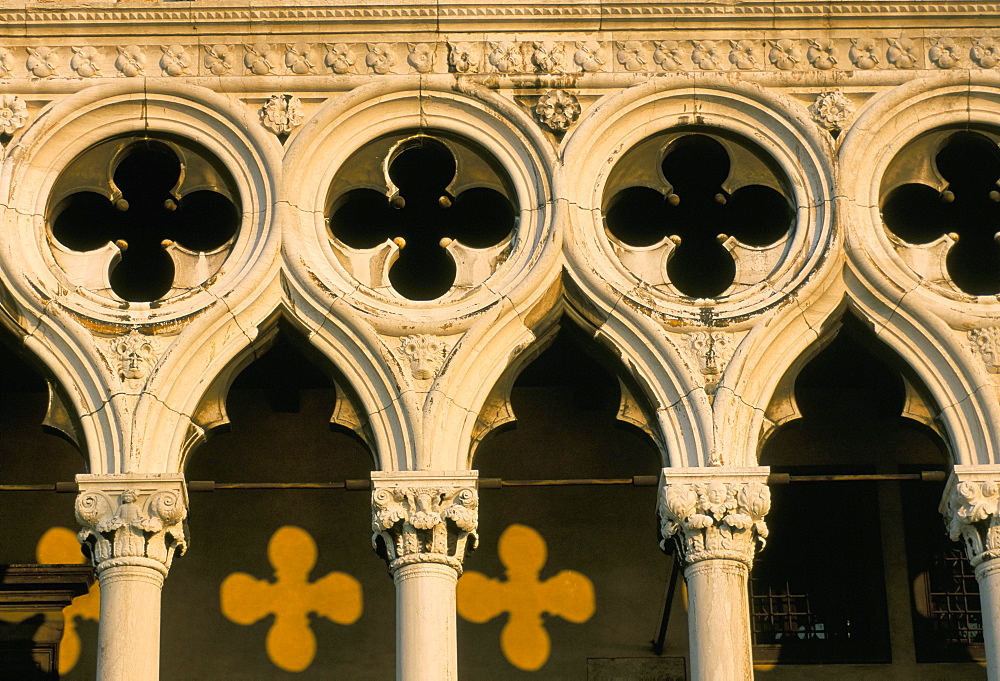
left=3, top=1, right=1000, bottom=679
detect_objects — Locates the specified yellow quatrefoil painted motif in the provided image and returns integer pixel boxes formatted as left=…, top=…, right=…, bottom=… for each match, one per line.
left=458, top=523, right=596, bottom=671
left=37, top=527, right=101, bottom=675
left=220, top=525, right=363, bottom=672
left=0, top=527, right=100, bottom=674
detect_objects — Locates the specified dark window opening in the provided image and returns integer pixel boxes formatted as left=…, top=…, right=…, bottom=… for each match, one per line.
left=903, top=470, right=985, bottom=663
left=754, top=317, right=977, bottom=669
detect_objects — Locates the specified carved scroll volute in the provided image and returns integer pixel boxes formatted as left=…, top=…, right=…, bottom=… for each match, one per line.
left=942, top=468, right=1000, bottom=567
left=372, top=478, right=479, bottom=575
left=658, top=468, right=770, bottom=567
left=75, top=475, right=189, bottom=576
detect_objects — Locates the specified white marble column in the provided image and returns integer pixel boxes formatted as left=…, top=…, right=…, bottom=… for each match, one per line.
left=372, top=471, right=479, bottom=681
left=75, top=474, right=189, bottom=681
left=941, top=465, right=1000, bottom=681
left=658, top=467, right=771, bottom=681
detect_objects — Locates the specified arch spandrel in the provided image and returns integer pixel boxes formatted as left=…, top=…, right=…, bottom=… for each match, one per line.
left=0, top=82, right=284, bottom=475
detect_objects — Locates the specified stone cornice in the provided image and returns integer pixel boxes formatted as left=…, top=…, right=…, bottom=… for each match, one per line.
left=2, top=0, right=1000, bottom=38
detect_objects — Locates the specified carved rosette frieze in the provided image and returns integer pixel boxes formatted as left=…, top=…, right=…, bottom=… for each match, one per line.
left=371, top=473, right=479, bottom=574
left=3, top=36, right=1000, bottom=80
left=75, top=475, right=189, bottom=577
left=942, top=467, right=1000, bottom=567
left=658, top=468, right=770, bottom=567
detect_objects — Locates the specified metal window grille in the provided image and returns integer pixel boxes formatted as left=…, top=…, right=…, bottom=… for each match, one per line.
left=750, top=579, right=829, bottom=644
left=926, top=545, right=984, bottom=646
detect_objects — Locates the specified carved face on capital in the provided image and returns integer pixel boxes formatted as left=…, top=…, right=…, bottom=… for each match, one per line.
left=705, top=482, right=728, bottom=505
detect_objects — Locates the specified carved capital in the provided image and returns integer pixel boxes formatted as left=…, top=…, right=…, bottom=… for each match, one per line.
left=942, top=466, right=1000, bottom=567
left=658, top=467, right=770, bottom=567
left=75, top=474, right=189, bottom=577
left=371, top=472, right=479, bottom=575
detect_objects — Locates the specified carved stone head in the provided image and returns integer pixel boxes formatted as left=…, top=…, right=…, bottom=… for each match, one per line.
left=399, top=334, right=448, bottom=380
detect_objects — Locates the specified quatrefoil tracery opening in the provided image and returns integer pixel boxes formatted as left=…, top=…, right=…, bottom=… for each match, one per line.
left=881, top=130, right=1000, bottom=296
left=327, top=134, right=517, bottom=301
left=48, top=137, right=240, bottom=303
left=603, top=132, right=794, bottom=299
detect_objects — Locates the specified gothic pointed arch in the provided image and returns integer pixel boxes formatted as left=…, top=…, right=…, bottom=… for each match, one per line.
left=840, top=72, right=1000, bottom=465
left=280, top=78, right=560, bottom=470
left=0, top=81, right=283, bottom=474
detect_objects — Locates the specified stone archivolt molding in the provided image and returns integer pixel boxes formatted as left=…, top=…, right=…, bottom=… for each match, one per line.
left=658, top=468, right=771, bottom=566
left=371, top=473, right=479, bottom=574
left=942, top=466, right=1000, bottom=567
left=74, top=474, right=189, bottom=577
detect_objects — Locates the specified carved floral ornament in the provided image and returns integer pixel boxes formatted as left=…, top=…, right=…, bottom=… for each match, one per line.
left=260, top=93, right=304, bottom=135
left=534, top=90, right=581, bottom=133
left=2, top=37, right=1000, bottom=78
left=968, top=326, right=1000, bottom=373
left=371, top=485, right=479, bottom=573
left=808, top=90, right=855, bottom=132
left=75, top=477, right=188, bottom=575
left=0, top=94, right=27, bottom=137
left=659, top=477, right=770, bottom=566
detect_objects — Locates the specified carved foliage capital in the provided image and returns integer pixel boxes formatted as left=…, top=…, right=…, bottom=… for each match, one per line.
left=942, top=468, right=1000, bottom=567
left=75, top=475, right=188, bottom=576
left=658, top=468, right=770, bottom=566
left=372, top=477, right=478, bottom=574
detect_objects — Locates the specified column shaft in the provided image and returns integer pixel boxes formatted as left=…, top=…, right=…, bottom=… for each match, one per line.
left=658, top=467, right=770, bottom=681
left=978, top=560, right=1000, bottom=681
left=371, top=471, right=479, bottom=681
left=395, top=563, right=459, bottom=681
left=685, top=559, right=752, bottom=681
left=96, top=564, right=165, bottom=681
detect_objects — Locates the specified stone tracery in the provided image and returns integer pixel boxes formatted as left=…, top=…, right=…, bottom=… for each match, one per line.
left=3, top=5, right=1000, bottom=679
left=603, top=132, right=794, bottom=297
left=48, top=137, right=240, bottom=302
